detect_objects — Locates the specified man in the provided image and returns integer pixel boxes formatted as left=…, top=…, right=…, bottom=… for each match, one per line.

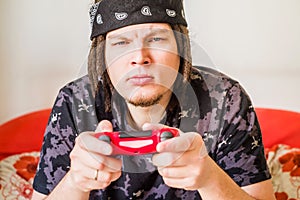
left=32, top=0, right=276, bottom=199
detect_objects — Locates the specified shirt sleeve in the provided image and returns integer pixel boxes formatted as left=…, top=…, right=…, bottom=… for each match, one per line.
left=32, top=86, right=79, bottom=195
left=214, top=82, right=271, bottom=187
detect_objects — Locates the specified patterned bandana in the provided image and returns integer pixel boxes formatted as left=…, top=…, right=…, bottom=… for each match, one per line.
left=89, top=0, right=188, bottom=40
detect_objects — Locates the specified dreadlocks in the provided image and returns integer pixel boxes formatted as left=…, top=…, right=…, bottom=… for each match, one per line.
left=88, top=23, right=192, bottom=112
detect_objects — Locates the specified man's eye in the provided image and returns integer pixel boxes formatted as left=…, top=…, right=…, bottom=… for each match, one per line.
left=149, top=37, right=164, bottom=42
left=113, top=41, right=128, bottom=46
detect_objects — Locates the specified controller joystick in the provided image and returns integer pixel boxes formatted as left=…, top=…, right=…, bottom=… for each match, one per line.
left=160, top=131, right=174, bottom=141
left=98, top=135, right=111, bottom=143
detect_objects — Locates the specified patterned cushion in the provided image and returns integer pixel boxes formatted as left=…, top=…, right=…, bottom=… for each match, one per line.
left=266, top=144, right=300, bottom=200
left=0, top=145, right=299, bottom=199
left=0, top=152, right=39, bottom=200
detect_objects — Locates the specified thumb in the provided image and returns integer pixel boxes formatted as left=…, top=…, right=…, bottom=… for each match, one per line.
left=142, top=123, right=166, bottom=131
left=95, top=120, right=113, bottom=133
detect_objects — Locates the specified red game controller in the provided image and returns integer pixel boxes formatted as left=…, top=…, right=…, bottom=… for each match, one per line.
left=94, top=128, right=179, bottom=155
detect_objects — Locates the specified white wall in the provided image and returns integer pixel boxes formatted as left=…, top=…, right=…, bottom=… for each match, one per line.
left=0, top=0, right=91, bottom=123
left=1, top=0, right=299, bottom=124
left=185, top=0, right=300, bottom=113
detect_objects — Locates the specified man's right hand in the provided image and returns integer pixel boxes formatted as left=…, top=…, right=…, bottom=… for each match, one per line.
left=68, top=120, right=122, bottom=192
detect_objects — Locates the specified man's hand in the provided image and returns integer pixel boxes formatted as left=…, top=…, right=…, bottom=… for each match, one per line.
left=143, top=123, right=208, bottom=190
left=144, top=123, right=276, bottom=200
left=68, top=120, right=122, bottom=192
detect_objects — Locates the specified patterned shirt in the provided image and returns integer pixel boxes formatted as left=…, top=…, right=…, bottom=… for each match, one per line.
left=33, top=66, right=271, bottom=199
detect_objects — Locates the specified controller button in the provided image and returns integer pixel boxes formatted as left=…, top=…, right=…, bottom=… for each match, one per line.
left=98, top=135, right=111, bottom=143
left=160, top=131, right=173, bottom=141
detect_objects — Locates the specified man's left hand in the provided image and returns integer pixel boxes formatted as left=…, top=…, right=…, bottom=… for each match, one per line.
left=143, top=123, right=208, bottom=190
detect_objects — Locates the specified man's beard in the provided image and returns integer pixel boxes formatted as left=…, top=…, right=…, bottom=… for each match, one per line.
left=127, top=94, right=163, bottom=107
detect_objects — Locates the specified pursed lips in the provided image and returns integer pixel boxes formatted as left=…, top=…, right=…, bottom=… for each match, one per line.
left=127, top=74, right=154, bottom=86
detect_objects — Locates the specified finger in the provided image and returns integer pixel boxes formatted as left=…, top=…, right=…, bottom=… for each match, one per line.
left=95, top=170, right=122, bottom=184
left=152, top=151, right=192, bottom=167
left=76, top=132, right=113, bottom=155
left=72, top=149, right=122, bottom=173
left=93, top=155, right=122, bottom=173
left=162, top=176, right=199, bottom=191
left=156, top=132, right=201, bottom=153
left=158, top=166, right=189, bottom=179
left=70, top=158, right=97, bottom=180
left=86, top=170, right=122, bottom=190
left=70, top=167, right=121, bottom=191
left=157, top=161, right=203, bottom=179
left=142, top=123, right=183, bottom=135
left=68, top=162, right=109, bottom=192
left=142, top=123, right=166, bottom=131
left=95, top=120, right=113, bottom=132
left=152, top=152, right=183, bottom=167
left=70, top=146, right=98, bottom=172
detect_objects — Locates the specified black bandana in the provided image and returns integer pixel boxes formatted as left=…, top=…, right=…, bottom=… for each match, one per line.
left=89, top=0, right=188, bottom=40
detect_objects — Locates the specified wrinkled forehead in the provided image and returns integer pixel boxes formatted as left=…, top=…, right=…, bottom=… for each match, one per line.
left=106, top=23, right=173, bottom=39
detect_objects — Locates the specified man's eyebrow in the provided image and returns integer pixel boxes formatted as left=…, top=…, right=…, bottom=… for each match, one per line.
left=107, top=33, right=127, bottom=40
left=146, top=28, right=172, bottom=36
left=107, top=28, right=172, bottom=40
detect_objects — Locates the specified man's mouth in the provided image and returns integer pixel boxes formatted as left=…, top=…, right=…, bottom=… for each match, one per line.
left=127, top=75, right=154, bottom=86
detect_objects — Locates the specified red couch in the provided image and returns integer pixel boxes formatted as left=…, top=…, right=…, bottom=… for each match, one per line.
left=256, top=108, right=300, bottom=200
left=256, top=108, right=300, bottom=148
left=0, top=108, right=299, bottom=199
left=0, top=109, right=51, bottom=160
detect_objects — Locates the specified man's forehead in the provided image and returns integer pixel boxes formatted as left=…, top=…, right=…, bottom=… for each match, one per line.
left=106, top=23, right=172, bottom=39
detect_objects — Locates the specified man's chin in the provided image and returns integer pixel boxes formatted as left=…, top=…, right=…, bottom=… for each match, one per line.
left=127, top=94, right=163, bottom=107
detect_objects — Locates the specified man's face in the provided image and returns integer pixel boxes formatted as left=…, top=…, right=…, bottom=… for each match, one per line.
left=105, top=23, right=180, bottom=107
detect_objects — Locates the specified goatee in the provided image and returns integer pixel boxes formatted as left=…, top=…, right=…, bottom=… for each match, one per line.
left=128, top=94, right=163, bottom=107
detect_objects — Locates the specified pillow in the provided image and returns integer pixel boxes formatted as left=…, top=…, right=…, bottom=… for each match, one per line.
left=266, top=144, right=300, bottom=200
left=0, top=152, right=39, bottom=200
left=256, top=108, right=300, bottom=148
left=0, top=109, right=50, bottom=160
left=0, top=145, right=299, bottom=199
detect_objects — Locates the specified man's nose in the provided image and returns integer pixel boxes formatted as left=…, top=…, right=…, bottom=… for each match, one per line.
left=130, top=46, right=151, bottom=66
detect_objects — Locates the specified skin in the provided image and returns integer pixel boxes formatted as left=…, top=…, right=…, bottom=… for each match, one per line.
left=105, top=23, right=180, bottom=127
left=32, top=23, right=276, bottom=200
